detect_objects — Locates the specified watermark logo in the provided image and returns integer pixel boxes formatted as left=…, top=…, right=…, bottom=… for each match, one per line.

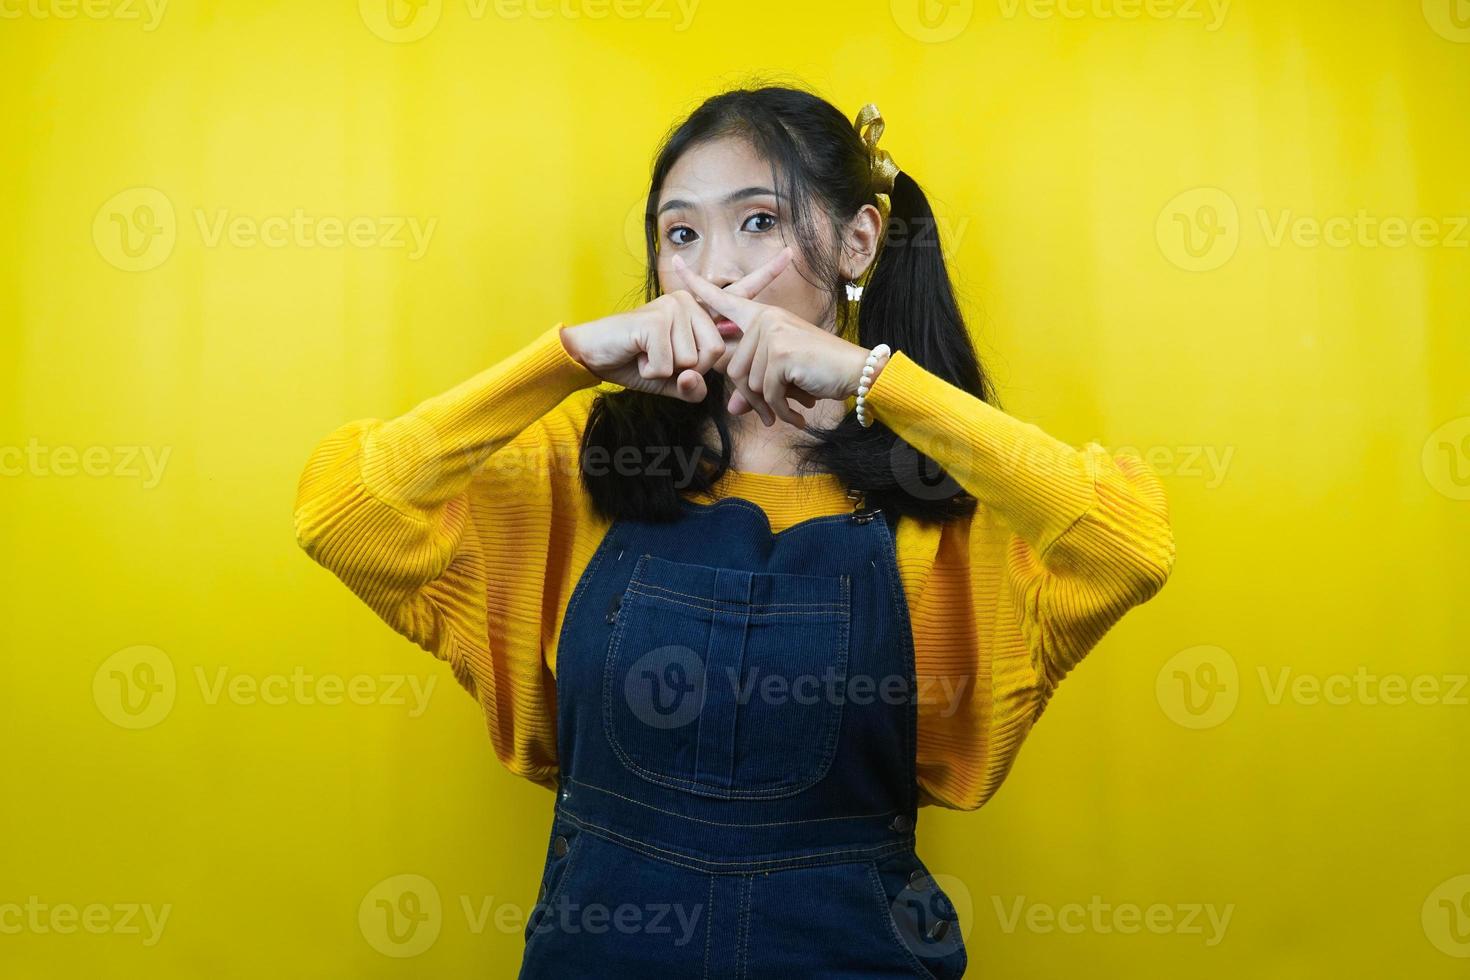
left=993, top=894, right=1233, bottom=945
left=1423, top=0, right=1470, bottom=42
left=887, top=421, right=968, bottom=501
left=360, top=413, right=450, bottom=506
left=619, top=643, right=971, bottom=723
left=893, top=871, right=972, bottom=960
left=359, top=0, right=443, bottom=42
left=1159, top=646, right=1468, bottom=728
left=0, top=898, right=171, bottom=945
left=92, top=646, right=438, bottom=729
left=1423, top=874, right=1470, bottom=957
left=890, top=0, right=975, bottom=43
left=624, top=645, right=706, bottom=729
left=1422, top=416, right=1470, bottom=501
left=1258, top=210, right=1469, bottom=249
left=0, top=439, right=172, bottom=488
left=485, top=439, right=719, bottom=491
left=0, top=0, right=168, bottom=29
left=193, top=666, right=437, bottom=716
left=360, top=0, right=699, bottom=41
left=1160, top=187, right=1470, bottom=270
left=359, top=870, right=704, bottom=946
left=996, top=0, right=1229, bottom=30
left=528, top=892, right=704, bottom=944
left=1258, top=666, right=1467, bottom=707
left=93, top=187, right=176, bottom=272
left=1157, top=188, right=1239, bottom=272
left=93, top=645, right=177, bottom=729
left=1156, top=644, right=1238, bottom=729
left=94, top=187, right=437, bottom=271
left=359, top=874, right=442, bottom=957
left=191, top=209, right=437, bottom=258
left=1107, top=443, right=1234, bottom=489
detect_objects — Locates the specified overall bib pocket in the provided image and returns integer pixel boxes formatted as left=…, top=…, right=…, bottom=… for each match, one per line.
left=602, top=553, right=851, bottom=799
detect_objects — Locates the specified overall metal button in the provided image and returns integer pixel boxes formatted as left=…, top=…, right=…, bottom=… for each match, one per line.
left=553, top=834, right=569, bottom=857
left=926, top=918, right=951, bottom=942
left=908, top=869, right=929, bottom=887
left=889, top=814, right=912, bottom=833
left=538, top=881, right=547, bottom=902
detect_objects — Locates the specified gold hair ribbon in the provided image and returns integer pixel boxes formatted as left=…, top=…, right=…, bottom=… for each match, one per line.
left=855, top=102, right=899, bottom=227
left=849, top=103, right=900, bottom=304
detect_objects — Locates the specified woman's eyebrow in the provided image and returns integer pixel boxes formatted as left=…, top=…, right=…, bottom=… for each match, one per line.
left=657, top=186, right=777, bottom=217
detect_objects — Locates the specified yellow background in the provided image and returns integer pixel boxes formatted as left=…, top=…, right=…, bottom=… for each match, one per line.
left=3, top=0, right=1467, bottom=976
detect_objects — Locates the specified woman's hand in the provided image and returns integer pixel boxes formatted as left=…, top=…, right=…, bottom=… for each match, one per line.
left=670, top=252, right=871, bottom=427
left=559, top=248, right=795, bottom=403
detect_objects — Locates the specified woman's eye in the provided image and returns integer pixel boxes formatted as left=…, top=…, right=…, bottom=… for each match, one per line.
left=665, top=213, right=774, bottom=246
left=744, top=211, right=777, bottom=233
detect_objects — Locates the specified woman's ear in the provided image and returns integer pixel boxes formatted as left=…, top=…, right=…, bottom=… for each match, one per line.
left=839, top=203, right=884, bottom=281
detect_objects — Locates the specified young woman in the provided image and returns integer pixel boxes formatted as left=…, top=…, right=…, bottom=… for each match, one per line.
left=294, top=86, right=1175, bottom=979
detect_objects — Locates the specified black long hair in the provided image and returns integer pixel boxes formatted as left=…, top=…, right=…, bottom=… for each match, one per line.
left=580, top=83, right=997, bottom=524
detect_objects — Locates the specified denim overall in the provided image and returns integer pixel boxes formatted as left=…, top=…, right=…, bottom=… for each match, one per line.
left=517, top=493, right=968, bottom=979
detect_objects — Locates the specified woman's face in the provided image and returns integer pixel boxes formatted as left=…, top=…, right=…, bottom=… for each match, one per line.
left=654, top=136, right=836, bottom=336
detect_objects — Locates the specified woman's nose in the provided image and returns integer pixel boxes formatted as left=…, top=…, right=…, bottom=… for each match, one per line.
left=693, top=245, right=743, bottom=289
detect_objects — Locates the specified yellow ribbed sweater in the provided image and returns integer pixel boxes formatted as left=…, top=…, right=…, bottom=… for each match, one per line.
left=293, top=322, right=1175, bottom=811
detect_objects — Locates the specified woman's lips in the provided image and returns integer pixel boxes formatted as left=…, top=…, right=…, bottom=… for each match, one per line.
left=715, top=316, right=742, bottom=339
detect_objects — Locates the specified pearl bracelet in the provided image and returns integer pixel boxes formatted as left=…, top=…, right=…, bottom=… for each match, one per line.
left=854, top=343, right=891, bottom=428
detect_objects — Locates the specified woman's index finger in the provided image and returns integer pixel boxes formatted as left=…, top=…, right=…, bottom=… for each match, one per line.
left=671, top=254, right=758, bottom=322
left=728, top=245, right=793, bottom=300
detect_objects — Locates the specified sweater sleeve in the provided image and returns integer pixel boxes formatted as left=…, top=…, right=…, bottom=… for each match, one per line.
left=292, top=321, right=604, bottom=790
left=862, top=349, right=1176, bottom=692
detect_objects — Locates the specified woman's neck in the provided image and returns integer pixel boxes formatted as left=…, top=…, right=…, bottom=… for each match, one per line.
left=719, top=397, right=847, bottom=476
left=711, top=318, right=851, bottom=476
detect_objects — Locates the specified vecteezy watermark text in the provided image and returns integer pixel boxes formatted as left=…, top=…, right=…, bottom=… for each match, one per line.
left=0, top=440, right=170, bottom=488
